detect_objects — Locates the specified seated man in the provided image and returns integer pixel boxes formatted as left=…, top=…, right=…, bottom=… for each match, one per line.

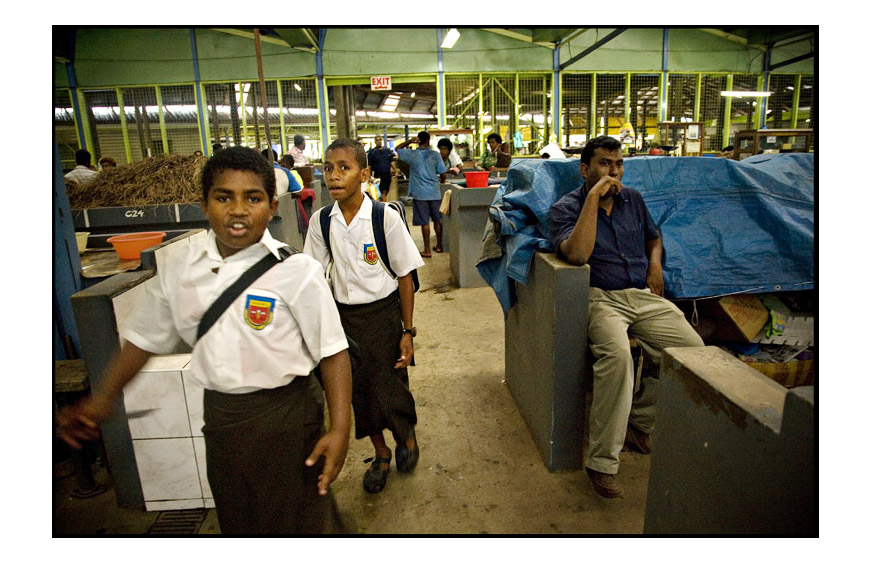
left=436, top=138, right=462, bottom=183
left=64, top=149, right=99, bottom=186
left=549, top=135, right=704, bottom=499
left=262, top=149, right=303, bottom=198
left=477, top=133, right=512, bottom=170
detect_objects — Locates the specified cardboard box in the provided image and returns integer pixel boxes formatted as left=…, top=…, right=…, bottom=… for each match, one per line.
left=705, top=294, right=770, bottom=342
left=746, top=359, right=815, bottom=389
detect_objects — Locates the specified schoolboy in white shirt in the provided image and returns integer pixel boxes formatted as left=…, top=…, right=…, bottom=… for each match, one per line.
left=304, top=138, right=424, bottom=494
left=56, top=146, right=352, bottom=534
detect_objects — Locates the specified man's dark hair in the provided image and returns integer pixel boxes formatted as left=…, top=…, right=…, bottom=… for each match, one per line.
left=279, top=155, right=295, bottom=170
left=417, top=130, right=430, bottom=145
left=261, top=148, right=279, bottom=161
left=294, top=134, right=306, bottom=146
left=722, top=145, right=734, bottom=152
left=201, top=146, right=276, bottom=202
left=325, top=138, right=368, bottom=170
left=437, top=138, right=453, bottom=151
left=580, top=136, right=622, bottom=165
left=487, top=133, right=502, bottom=144
left=75, top=149, right=92, bottom=166
left=212, top=143, right=223, bottom=153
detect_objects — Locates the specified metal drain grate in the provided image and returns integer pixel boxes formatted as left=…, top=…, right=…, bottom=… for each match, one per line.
left=147, top=509, right=207, bottom=535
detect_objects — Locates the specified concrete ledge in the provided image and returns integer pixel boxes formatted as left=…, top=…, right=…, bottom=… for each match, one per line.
left=448, top=185, right=499, bottom=288
left=505, top=251, right=590, bottom=471
left=644, top=346, right=816, bottom=535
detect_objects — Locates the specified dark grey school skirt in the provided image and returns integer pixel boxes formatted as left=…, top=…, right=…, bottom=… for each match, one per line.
left=335, top=291, right=418, bottom=442
left=202, top=375, right=327, bottom=535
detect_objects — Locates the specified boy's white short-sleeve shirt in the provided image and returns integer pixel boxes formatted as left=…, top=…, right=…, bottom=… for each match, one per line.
left=121, top=229, right=348, bottom=393
left=303, top=196, right=424, bottom=306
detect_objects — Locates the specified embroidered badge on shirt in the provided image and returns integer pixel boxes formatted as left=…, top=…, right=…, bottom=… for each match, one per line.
left=245, top=294, right=276, bottom=330
left=364, top=242, right=378, bottom=265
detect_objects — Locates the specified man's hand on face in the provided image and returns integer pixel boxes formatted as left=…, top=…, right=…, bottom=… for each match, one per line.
left=587, top=176, right=623, bottom=201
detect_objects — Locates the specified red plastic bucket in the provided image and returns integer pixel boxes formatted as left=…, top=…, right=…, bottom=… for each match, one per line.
left=464, top=171, right=490, bottom=188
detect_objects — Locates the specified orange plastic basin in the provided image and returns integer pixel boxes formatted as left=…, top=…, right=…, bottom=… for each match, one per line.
left=106, top=231, right=167, bottom=260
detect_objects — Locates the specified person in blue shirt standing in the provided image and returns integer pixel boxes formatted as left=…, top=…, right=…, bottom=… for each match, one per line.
left=396, top=131, right=446, bottom=256
left=549, top=135, right=704, bottom=499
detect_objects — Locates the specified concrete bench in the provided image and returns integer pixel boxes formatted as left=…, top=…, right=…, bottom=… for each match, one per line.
left=504, top=251, right=590, bottom=471
left=447, top=184, right=499, bottom=288
left=645, top=346, right=814, bottom=534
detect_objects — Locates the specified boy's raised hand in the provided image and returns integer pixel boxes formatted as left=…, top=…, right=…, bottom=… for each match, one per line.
left=305, top=429, right=349, bottom=495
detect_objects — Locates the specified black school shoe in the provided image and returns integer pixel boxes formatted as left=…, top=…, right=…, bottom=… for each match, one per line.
left=363, top=453, right=391, bottom=494
left=395, top=428, right=420, bottom=473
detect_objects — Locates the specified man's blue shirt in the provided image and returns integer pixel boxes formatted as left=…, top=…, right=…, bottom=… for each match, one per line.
left=397, top=147, right=445, bottom=201
left=368, top=147, right=395, bottom=176
left=549, top=184, right=660, bottom=291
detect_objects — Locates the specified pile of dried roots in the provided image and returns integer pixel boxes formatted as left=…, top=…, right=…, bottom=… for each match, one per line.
left=67, top=154, right=206, bottom=209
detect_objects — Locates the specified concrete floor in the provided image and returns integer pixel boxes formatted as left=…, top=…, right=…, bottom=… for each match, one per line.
left=53, top=218, right=652, bottom=536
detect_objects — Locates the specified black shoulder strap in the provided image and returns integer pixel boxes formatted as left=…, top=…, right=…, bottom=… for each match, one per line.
left=196, top=246, right=297, bottom=342
left=372, top=201, right=420, bottom=292
left=371, top=200, right=397, bottom=279
left=319, top=204, right=334, bottom=260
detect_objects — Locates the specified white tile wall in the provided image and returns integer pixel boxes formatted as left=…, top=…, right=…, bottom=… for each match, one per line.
left=124, top=370, right=190, bottom=440
left=132, top=438, right=204, bottom=502
left=145, top=499, right=205, bottom=511
left=123, top=353, right=217, bottom=510
left=182, top=369, right=204, bottom=438
left=192, top=437, right=212, bottom=500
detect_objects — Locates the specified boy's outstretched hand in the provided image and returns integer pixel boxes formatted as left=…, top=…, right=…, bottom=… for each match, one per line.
left=305, top=429, right=349, bottom=495
left=55, top=394, right=114, bottom=449
left=394, top=334, right=414, bottom=369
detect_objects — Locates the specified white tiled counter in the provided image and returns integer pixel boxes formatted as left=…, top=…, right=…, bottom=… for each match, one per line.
left=72, top=229, right=216, bottom=510
left=123, top=354, right=213, bottom=511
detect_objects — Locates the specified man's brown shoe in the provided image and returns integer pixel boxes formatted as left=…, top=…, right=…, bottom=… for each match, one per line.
left=624, top=424, right=652, bottom=455
left=586, top=468, right=624, bottom=498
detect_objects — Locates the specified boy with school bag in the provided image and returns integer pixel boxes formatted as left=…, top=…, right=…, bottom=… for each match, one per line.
left=304, top=138, right=424, bottom=494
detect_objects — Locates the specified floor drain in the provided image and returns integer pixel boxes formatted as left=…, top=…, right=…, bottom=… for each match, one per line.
left=147, top=509, right=207, bottom=534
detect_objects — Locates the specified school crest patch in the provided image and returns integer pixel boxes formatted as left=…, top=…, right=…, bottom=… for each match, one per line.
left=363, top=243, right=378, bottom=265
left=244, top=294, right=276, bottom=330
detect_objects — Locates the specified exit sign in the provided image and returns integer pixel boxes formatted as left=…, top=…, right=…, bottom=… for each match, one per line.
left=371, top=76, right=392, bottom=91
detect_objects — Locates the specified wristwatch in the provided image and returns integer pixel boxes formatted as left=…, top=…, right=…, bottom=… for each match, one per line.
left=402, top=327, right=417, bottom=337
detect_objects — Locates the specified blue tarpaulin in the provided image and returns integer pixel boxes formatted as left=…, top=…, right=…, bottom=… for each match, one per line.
left=476, top=154, right=815, bottom=313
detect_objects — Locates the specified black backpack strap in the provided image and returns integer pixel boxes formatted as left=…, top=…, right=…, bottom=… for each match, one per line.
left=319, top=204, right=334, bottom=260
left=372, top=201, right=420, bottom=292
left=371, top=200, right=398, bottom=279
left=196, top=246, right=298, bottom=342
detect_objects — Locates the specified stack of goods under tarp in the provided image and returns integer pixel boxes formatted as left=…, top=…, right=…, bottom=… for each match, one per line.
left=691, top=291, right=815, bottom=389
left=67, top=154, right=206, bottom=209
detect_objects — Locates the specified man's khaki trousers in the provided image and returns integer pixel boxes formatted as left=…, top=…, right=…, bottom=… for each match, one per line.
left=586, top=287, right=704, bottom=475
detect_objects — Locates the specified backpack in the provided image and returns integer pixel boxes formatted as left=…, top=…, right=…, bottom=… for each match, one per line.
left=319, top=199, right=420, bottom=292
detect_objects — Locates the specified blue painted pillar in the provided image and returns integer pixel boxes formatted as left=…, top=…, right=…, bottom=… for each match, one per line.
left=553, top=45, right=561, bottom=142
left=317, top=29, right=330, bottom=149
left=759, top=48, right=772, bottom=129
left=66, top=63, right=87, bottom=150
left=54, top=141, right=83, bottom=360
left=189, top=29, right=209, bottom=154
left=660, top=29, right=669, bottom=122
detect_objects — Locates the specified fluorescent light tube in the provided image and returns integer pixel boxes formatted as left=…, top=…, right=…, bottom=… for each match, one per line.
left=441, top=28, right=460, bottom=49
left=720, top=91, right=772, bottom=97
